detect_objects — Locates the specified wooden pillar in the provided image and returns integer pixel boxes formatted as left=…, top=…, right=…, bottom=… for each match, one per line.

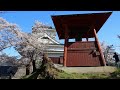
left=63, top=25, right=68, bottom=67
left=86, top=30, right=90, bottom=41
left=86, top=38, right=88, bottom=41
left=93, top=28, right=106, bottom=66
left=86, top=36, right=88, bottom=41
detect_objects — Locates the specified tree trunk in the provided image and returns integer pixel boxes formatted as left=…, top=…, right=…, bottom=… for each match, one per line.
left=26, top=64, right=30, bottom=75
left=32, top=60, right=36, bottom=72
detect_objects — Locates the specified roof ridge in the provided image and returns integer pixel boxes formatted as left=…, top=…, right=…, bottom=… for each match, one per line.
left=44, top=31, right=60, bottom=44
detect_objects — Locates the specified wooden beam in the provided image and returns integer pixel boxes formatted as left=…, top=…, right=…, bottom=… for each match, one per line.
left=93, top=28, right=106, bottom=66
left=63, top=25, right=68, bottom=67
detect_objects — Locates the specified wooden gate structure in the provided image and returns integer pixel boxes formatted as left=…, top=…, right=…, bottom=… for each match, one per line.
left=51, top=12, right=112, bottom=67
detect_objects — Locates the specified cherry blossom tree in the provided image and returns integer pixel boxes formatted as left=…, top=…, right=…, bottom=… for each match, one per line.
left=0, top=17, right=50, bottom=74
left=0, top=53, right=18, bottom=66
left=101, top=41, right=115, bottom=65
left=15, top=20, right=51, bottom=73
left=0, top=17, right=23, bottom=51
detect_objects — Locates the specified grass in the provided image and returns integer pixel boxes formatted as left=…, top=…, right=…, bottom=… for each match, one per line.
left=22, top=69, right=120, bottom=79
left=22, top=70, right=120, bottom=79
left=109, top=68, right=120, bottom=79
left=21, top=62, right=120, bottom=79
left=56, top=72, right=110, bottom=79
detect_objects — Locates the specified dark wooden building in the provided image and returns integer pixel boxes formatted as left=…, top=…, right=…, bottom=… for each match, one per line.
left=51, top=12, right=112, bottom=67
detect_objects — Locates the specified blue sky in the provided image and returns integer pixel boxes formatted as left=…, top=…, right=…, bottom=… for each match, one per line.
left=0, top=11, right=120, bottom=57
